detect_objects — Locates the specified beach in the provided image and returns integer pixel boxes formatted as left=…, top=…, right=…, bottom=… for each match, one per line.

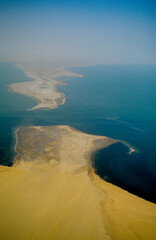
left=0, top=125, right=156, bottom=240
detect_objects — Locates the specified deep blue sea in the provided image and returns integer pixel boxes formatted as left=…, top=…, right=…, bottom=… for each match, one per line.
left=0, top=62, right=156, bottom=203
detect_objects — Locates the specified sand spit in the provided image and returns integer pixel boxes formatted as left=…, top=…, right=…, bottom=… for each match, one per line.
left=9, top=63, right=83, bottom=111
left=0, top=125, right=155, bottom=240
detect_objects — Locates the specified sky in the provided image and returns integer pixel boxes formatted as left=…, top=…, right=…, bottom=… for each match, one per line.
left=0, top=0, right=155, bottom=65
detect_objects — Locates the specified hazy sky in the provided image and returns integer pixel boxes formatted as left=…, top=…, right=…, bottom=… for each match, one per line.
left=0, top=0, right=155, bottom=65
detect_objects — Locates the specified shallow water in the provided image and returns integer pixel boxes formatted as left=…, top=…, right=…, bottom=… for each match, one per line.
left=0, top=62, right=155, bottom=202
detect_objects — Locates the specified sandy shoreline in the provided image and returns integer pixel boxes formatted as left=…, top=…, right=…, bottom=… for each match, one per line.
left=8, top=63, right=83, bottom=111
left=2, top=62, right=156, bottom=239
left=0, top=125, right=155, bottom=240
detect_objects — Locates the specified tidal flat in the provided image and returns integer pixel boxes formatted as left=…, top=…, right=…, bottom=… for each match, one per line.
left=9, top=63, right=82, bottom=110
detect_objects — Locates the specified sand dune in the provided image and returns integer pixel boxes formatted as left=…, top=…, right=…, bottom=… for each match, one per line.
left=0, top=125, right=155, bottom=240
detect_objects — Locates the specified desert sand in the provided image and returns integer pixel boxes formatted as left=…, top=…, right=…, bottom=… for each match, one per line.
left=0, top=125, right=155, bottom=240
left=9, top=63, right=82, bottom=110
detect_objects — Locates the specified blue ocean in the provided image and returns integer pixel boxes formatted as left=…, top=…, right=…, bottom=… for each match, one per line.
left=0, top=62, right=155, bottom=203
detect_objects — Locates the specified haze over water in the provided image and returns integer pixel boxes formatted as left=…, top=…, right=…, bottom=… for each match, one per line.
left=0, top=62, right=156, bottom=203
left=0, top=0, right=155, bottom=65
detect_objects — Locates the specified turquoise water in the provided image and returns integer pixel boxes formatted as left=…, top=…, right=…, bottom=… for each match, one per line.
left=0, top=62, right=156, bottom=202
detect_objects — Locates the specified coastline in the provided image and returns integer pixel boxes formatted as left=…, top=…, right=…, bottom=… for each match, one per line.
left=9, top=80, right=66, bottom=111
left=0, top=125, right=155, bottom=240
left=12, top=127, right=19, bottom=165
left=8, top=63, right=83, bottom=111
left=1, top=62, right=156, bottom=239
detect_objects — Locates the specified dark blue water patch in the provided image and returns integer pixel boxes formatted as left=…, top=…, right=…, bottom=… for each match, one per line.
left=93, top=143, right=156, bottom=203
left=65, top=64, right=156, bottom=124
left=0, top=62, right=37, bottom=165
left=0, top=62, right=37, bottom=115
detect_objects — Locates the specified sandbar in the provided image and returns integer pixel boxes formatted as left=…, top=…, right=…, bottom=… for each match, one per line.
left=9, top=63, right=82, bottom=110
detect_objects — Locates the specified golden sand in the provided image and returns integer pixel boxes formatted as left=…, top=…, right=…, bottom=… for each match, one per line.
left=0, top=126, right=155, bottom=240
